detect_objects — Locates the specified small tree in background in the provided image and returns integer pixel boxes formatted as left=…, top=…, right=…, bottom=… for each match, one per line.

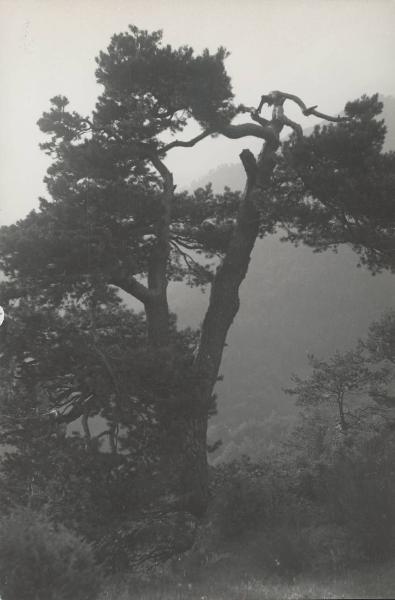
left=282, top=311, right=395, bottom=565
left=286, top=348, right=385, bottom=431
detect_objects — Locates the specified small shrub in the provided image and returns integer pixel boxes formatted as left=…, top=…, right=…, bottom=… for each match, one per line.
left=0, top=507, right=101, bottom=600
left=210, top=459, right=275, bottom=540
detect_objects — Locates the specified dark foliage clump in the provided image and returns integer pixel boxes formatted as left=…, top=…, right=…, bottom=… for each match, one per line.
left=0, top=507, right=101, bottom=600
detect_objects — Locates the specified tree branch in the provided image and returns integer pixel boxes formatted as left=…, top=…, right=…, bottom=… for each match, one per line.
left=172, top=236, right=205, bottom=251
left=54, top=394, right=94, bottom=425
left=239, top=148, right=258, bottom=183
left=218, top=122, right=278, bottom=143
left=109, top=275, right=151, bottom=305
left=170, top=240, right=212, bottom=278
left=161, top=130, right=214, bottom=154
left=81, top=412, right=91, bottom=445
left=280, top=115, right=304, bottom=139
left=265, top=90, right=350, bottom=123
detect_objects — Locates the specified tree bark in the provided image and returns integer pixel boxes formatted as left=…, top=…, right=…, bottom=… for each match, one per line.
left=159, top=411, right=209, bottom=518
left=179, top=413, right=209, bottom=518
left=145, top=155, right=174, bottom=347
left=145, top=292, right=171, bottom=347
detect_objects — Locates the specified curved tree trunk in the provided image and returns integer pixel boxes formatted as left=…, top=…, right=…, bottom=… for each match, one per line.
left=182, top=143, right=280, bottom=517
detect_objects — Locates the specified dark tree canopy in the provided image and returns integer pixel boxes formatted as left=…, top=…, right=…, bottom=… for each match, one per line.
left=272, top=94, right=395, bottom=272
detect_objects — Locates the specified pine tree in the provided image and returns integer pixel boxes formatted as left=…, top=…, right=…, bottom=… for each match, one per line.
left=1, top=26, right=394, bottom=527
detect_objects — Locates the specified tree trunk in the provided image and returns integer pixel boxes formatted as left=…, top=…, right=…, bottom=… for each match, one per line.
left=146, top=125, right=280, bottom=519
left=145, top=293, right=170, bottom=347
left=144, top=156, right=173, bottom=346
left=186, top=144, right=279, bottom=515
left=179, top=412, right=209, bottom=517
left=161, top=411, right=209, bottom=518
left=194, top=163, right=260, bottom=398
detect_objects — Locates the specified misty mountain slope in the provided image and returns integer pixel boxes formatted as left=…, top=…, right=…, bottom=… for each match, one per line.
left=169, top=96, right=395, bottom=425
left=167, top=236, right=395, bottom=425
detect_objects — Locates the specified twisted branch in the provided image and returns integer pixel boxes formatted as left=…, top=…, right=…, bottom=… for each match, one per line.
left=157, top=91, right=349, bottom=159
left=161, top=130, right=214, bottom=154
left=259, top=90, right=350, bottom=123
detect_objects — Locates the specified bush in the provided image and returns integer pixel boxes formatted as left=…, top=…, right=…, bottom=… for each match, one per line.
left=0, top=507, right=101, bottom=600
left=209, top=456, right=312, bottom=543
left=322, top=434, right=395, bottom=562
left=205, top=451, right=371, bottom=578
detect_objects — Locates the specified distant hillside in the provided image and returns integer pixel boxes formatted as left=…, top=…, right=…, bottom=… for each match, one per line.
left=168, top=95, right=395, bottom=428
left=168, top=235, right=395, bottom=428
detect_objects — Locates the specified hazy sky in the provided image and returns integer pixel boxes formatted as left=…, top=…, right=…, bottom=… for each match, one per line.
left=1, top=0, right=394, bottom=225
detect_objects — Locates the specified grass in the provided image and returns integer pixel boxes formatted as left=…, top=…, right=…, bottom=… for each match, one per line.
left=98, top=560, right=395, bottom=599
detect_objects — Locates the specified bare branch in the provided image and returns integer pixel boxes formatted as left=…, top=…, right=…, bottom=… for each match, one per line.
left=161, top=130, right=214, bottom=154
left=306, top=109, right=349, bottom=123
left=160, top=101, right=277, bottom=155
left=267, top=90, right=350, bottom=123
left=250, top=111, right=270, bottom=127
left=239, top=149, right=257, bottom=183
left=218, top=122, right=278, bottom=143
left=148, top=153, right=173, bottom=183
left=281, top=115, right=304, bottom=139
left=134, top=90, right=350, bottom=171
left=157, top=109, right=281, bottom=158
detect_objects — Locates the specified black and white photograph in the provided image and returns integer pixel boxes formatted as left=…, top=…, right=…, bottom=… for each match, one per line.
left=0, top=1, right=395, bottom=598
